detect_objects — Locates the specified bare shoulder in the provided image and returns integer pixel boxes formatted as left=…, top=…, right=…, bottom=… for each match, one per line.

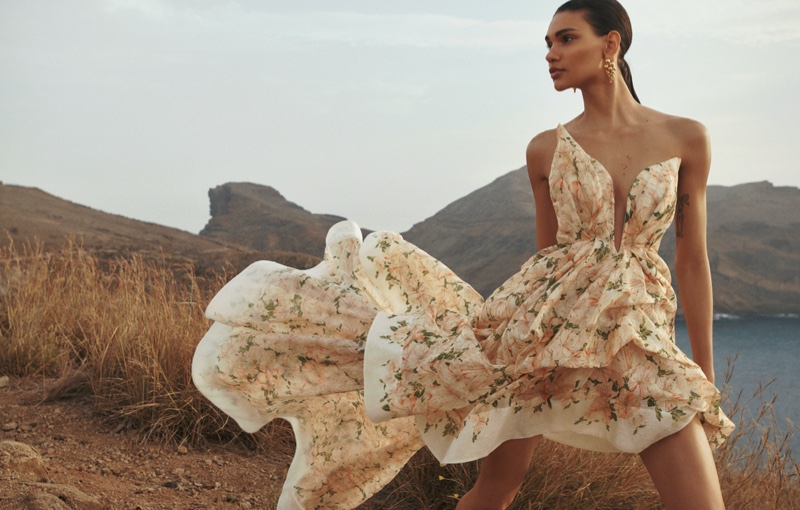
left=665, top=116, right=709, bottom=147
left=527, top=128, right=558, bottom=159
left=526, top=128, right=559, bottom=180
left=657, top=115, right=712, bottom=182
left=643, top=113, right=709, bottom=156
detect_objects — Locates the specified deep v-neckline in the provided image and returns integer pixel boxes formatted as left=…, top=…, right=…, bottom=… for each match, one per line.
left=556, top=124, right=681, bottom=252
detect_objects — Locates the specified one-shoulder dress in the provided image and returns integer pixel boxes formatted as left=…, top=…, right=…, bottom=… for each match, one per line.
left=192, top=124, right=734, bottom=509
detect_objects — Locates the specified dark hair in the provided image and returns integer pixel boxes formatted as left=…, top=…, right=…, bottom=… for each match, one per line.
left=556, top=0, right=640, bottom=103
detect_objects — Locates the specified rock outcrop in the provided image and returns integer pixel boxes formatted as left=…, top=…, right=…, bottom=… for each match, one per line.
left=0, top=440, right=47, bottom=479
left=199, top=182, right=370, bottom=257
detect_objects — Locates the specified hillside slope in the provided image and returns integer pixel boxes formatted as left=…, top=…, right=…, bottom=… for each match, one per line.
left=0, top=183, right=317, bottom=272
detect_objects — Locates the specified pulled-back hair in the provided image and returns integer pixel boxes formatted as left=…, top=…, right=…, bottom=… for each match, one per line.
left=556, top=0, right=640, bottom=103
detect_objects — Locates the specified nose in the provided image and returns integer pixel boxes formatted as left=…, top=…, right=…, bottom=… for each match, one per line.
left=546, top=46, right=557, bottom=63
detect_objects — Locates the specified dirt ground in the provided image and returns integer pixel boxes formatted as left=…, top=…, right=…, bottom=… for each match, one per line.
left=0, top=377, right=290, bottom=510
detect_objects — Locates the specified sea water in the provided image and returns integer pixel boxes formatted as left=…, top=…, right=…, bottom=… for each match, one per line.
left=675, top=316, right=800, bottom=453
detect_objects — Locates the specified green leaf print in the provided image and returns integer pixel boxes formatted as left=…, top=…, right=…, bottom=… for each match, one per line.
left=638, top=323, right=654, bottom=342
left=238, top=335, right=255, bottom=354
left=594, top=243, right=610, bottom=262
left=606, top=274, right=623, bottom=291
left=260, top=299, right=277, bottom=321
left=443, top=417, right=461, bottom=437
left=290, top=294, right=303, bottom=317
left=670, top=408, right=687, bottom=421
left=434, top=350, right=458, bottom=362
left=389, top=320, right=409, bottom=332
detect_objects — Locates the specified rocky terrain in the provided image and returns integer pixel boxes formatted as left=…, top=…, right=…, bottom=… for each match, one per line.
left=0, top=376, right=290, bottom=510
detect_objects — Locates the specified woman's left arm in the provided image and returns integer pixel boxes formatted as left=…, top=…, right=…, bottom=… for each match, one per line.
left=674, top=120, right=715, bottom=384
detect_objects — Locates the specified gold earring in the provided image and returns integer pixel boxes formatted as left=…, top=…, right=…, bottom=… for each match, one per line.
left=604, top=58, right=616, bottom=83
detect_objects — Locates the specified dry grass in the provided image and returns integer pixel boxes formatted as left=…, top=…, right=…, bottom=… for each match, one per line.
left=0, top=238, right=239, bottom=443
left=1, top=239, right=798, bottom=508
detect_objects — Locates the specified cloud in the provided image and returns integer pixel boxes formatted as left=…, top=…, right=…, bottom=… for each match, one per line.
left=635, top=0, right=800, bottom=45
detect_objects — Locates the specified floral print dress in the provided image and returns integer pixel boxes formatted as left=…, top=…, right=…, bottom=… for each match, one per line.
left=192, top=124, right=734, bottom=509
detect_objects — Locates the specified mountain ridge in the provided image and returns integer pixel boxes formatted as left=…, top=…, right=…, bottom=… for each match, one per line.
left=3, top=174, right=799, bottom=315
left=0, top=183, right=319, bottom=273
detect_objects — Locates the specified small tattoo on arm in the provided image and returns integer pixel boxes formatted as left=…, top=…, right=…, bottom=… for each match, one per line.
left=676, top=193, right=690, bottom=238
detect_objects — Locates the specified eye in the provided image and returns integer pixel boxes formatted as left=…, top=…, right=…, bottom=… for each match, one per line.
left=562, top=35, right=574, bottom=43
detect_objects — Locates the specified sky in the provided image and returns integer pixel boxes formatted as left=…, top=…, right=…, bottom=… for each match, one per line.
left=2, top=0, right=800, bottom=234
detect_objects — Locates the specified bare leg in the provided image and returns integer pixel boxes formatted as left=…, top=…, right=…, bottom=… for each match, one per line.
left=456, top=436, right=542, bottom=510
left=639, top=416, right=725, bottom=510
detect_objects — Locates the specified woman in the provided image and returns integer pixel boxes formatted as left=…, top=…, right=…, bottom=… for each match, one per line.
left=193, top=1, right=732, bottom=508
left=457, top=1, right=728, bottom=508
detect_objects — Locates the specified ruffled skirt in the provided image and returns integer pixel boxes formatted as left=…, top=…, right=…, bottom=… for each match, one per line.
left=193, top=221, right=733, bottom=509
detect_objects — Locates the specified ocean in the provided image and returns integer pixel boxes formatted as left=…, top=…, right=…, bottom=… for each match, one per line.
left=675, top=315, right=800, bottom=453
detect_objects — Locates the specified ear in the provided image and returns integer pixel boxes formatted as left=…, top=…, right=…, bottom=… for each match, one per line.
left=604, top=30, right=622, bottom=59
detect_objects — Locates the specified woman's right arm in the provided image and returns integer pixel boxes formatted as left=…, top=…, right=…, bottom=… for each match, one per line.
left=526, top=131, right=559, bottom=251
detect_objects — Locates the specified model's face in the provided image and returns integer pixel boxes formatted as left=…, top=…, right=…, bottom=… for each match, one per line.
left=545, top=11, right=606, bottom=91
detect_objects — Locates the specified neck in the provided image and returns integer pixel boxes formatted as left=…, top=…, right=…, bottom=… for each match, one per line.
left=577, top=78, right=640, bottom=129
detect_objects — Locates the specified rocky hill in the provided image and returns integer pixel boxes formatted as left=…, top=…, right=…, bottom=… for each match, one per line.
left=402, top=168, right=537, bottom=298
left=696, top=181, right=800, bottom=314
left=0, top=183, right=318, bottom=273
left=199, top=182, right=370, bottom=257
left=196, top=175, right=800, bottom=315
left=4, top=173, right=799, bottom=316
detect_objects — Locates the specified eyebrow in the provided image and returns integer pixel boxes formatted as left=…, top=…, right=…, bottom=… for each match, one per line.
left=545, top=27, right=577, bottom=43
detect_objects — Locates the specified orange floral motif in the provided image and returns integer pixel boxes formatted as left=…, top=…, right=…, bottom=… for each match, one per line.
left=193, top=125, right=733, bottom=509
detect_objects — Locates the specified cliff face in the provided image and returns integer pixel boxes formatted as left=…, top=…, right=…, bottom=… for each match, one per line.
left=199, top=182, right=365, bottom=257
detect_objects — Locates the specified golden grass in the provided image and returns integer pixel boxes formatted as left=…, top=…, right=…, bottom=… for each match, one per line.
left=0, top=238, right=239, bottom=442
left=1, top=239, right=798, bottom=508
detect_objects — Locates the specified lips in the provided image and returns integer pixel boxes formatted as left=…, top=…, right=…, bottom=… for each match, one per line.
left=549, top=68, right=565, bottom=78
